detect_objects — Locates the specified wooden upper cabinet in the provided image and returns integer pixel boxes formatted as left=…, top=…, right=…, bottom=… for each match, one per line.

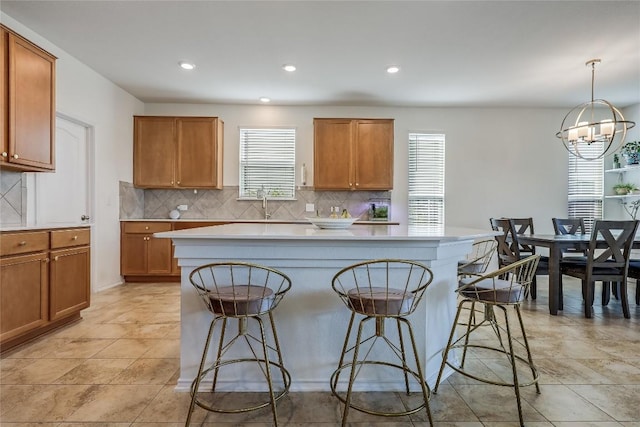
left=313, top=118, right=393, bottom=190
left=0, top=25, right=56, bottom=172
left=133, top=116, right=223, bottom=189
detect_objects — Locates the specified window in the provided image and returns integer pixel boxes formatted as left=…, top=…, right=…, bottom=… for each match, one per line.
left=408, top=133, right=445, bottom=226
left=239, top=127, right=296, bottom=199
left=567, top=142, right=604, bottom=231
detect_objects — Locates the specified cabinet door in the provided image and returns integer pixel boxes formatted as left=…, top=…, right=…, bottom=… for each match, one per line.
left=121, top=234, right=148, bottom=275
left=0, top=252, right=49, bottom=343
left=354, top=120, right=394, bottom=190
left=313, top=119, right=353, bottom=190
left=133, top=116, right=175, bottom=187
left=7, top=33, right=55, bottom=171
left=0, top=27, right=7, bottom=163
left=147, top=236, right=172, bottom=274
left=177, top=117, right=222, bottom=188
left=49, top=246, right=90, bottom=321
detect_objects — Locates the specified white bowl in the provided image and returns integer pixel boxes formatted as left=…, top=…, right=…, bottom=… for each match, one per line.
left=306, top=217, right=358, bottom=229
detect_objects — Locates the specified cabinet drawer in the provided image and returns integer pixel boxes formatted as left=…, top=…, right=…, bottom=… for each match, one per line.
left=1, top=231, right=49, bottom=256
left=50, top=228, right=90, bottom=249
left=123, top=222, right=172, bottom=233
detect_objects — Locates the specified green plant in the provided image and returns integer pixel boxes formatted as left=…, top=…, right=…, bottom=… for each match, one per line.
left=620, top=141, right=640, bottom=156
left=613, top=182, right=637, bottom=194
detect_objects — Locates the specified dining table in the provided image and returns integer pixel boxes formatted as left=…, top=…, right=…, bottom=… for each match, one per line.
left=518, top=232, right=640, bottom=315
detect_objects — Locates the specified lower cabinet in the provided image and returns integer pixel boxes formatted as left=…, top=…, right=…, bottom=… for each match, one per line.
left=121, top=221, right=227, bottom=281
left=0, top=227, right=90, bottom=352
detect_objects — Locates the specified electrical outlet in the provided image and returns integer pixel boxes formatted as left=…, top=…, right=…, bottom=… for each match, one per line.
left=305, top=203, right=315, bottom=212
left=177, top=205, right=188, bottom=211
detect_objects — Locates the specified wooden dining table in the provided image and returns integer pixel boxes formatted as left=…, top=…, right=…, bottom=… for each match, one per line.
left=518, top=233, right=640, bottom=315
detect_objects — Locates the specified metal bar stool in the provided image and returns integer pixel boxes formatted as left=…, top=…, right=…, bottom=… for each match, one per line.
left=185, top=262, right=292, bottom=426
left=330, top=259, right=434, bottom=426
left=434, top=254, right=541, bottom=427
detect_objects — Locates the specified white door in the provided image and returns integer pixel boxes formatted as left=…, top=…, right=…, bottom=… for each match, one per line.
left=35, top=116, right=91, bottom=225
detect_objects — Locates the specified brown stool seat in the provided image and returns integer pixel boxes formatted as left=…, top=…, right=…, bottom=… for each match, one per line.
left=458, top=277, right=525, bottom=304
left=209, top=285, right=274, bottom=315
left=347, top=287, right=414, bottom=315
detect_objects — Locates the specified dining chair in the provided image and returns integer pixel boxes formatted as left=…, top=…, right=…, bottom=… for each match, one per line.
left=490, top=217, right=548, bottom=299
left=623, top=261, right=640, bottom=306
left=560, top=220, right=639, bottom=318
left=552, top=217, right=587, bottom=256
left=185, top=262, right=292, bottom=426
left=434, top=254, right=542, bottom=427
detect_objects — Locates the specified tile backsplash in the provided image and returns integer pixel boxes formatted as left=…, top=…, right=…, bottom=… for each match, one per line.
left=119, top=181, right=390, bottom=221
left=0, top=170, right=26, bottom=227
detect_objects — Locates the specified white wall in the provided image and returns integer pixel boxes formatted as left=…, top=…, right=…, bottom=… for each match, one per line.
left=145, top=103, right=571, bottom=233
left=2, top=13, right=145, bottom=291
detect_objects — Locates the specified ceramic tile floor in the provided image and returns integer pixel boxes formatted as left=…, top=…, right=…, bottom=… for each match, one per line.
left=1, top=277, right=639, bottom=426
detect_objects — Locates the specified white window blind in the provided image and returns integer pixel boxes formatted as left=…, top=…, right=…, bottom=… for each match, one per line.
left=408, top=133, right=445, bottom=226
left=567, top=142, right=604, bottom=231
left=239, top=127, right=296, bottom=199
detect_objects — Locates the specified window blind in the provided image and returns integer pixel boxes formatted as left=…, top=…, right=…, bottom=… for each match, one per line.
left=567, top=141, right=604, bottom=231
left=239, top=127, right=296, bottom=199
left=408, top=133, right=445, bottom=226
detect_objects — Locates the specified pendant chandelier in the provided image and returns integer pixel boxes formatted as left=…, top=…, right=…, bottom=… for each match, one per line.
left=556, top=59, right=635, bottom=161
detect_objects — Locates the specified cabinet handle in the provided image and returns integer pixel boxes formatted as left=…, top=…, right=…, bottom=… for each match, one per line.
left=18, top=241, right=27, bottom=246
left=1, top=152, right=6, bottom=157
left=72, top=235, right=78, bottom=240
left=12, top=154, right=18, bottom=159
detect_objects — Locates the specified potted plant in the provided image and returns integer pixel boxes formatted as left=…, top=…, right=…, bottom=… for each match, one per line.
left=613, top=182, right=637, bottom=195
left=620, top=140, right=640, bottom=165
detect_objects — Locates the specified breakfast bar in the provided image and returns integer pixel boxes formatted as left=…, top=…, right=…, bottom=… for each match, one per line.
left=156, top=223, right=496, bottom=392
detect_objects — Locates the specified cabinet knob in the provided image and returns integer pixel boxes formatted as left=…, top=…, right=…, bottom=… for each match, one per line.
left=1, top=152, right=6, bottom=158
left=355, top=182, right=359, bottom=186
left=43, top=258, right=50, bottom=263
left=12, top=154, right=18, bottom=159
left=72, top=235, right=78, bottom=240
left=145, top=226, right=149, bottom=230
left=54, top=256, right=60, bottom=261
left=170, top=181, right=174, bottom=185
left=18, top=241, right=27, bottom=246
left=177, top=181, right=180, bottom=184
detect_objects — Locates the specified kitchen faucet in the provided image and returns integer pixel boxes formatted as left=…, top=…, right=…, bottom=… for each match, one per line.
left=256, top=187, right=271, bottom=220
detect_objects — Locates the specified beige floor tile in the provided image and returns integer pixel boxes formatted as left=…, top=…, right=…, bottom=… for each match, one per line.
left=450, top=384, right=546, bottom=423
left=91, top=339, right=157, bottom=359
left=570, top=384, right=640, bottom=421
left=45, top=338, right=117, bottom=359
left=1, top=358, right=84, bottom=384
left=534, top=357, right=612, bottom=385
left=134, top=384, right=207, bottom=424
left=0, top=423, right=62, bottom=427
left=65, top=384, right=163, bottom=422
left=524, top=384, right=614, bottom=422
left=140, top=339, right=180, bottom=358
left=553, top=422, right=625, bottom=426
left=109, top=358, right=179, bottom=385
left=0, top=384, right=95, bottom=422
left=0, top=357, right=37, bottom=380
left=57, top=424, right=131, bottom=427
left=415, top=383, right=478, bottom=422
left=55, top=359, right=135, bottom=384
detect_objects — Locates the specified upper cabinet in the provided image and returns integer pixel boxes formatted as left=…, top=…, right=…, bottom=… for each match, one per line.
left=0, top=25, right=56, bottom=172
left=133, top=116, right=224, bottom=189
left=313, top=118, right=394, bottom=190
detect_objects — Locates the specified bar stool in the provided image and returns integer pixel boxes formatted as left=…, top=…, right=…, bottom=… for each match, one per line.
left=434, top=254, right=541, bottom=427
left=185, top=262, right=292, bottom=426
left=330, top=259, right=434, bottom=426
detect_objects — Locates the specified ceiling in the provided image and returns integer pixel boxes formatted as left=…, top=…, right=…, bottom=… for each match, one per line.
left=1, top=1, right=639, bottom=108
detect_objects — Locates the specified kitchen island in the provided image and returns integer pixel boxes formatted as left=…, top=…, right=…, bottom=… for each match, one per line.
left=155, top=222, right=495, bottom=392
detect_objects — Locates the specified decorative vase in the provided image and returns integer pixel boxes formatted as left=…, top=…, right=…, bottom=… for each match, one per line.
left=623, top=153, right=640, bottom=165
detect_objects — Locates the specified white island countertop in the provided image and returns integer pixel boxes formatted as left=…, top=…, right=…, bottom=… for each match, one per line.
left=155, top=222, right=492, bottom=241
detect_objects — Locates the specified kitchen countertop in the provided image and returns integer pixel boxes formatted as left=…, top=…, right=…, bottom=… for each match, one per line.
left=120, top=218, right=399, bottom=225
left=1, top=223, right=91, bottom=232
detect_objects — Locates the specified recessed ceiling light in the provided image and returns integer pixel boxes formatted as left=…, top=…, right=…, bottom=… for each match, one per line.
left=282, top=64, right=296, bottom=72
left=179, top=61, right=195, bottom=70
left=259, top=97, right=271, bottom=103
left=386, top=66, right=400, bottom=74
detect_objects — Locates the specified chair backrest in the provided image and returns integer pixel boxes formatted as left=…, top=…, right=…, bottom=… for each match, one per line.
left=189, top=262, right=292, bottom=317
left=458, top=254, right=541, bottom=305
left=489, top=218, right=520, bottom=268
left=587, top=220, right=639, bottom=274
left=332, top=259, right=433, bottom=317
left=509, top=217, right=536, bottom=255
left=553, top=217, right=587, bottom=256
left=552, top=217, right=586, bottom=236
left=458, top=238, right=497, bottom=277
